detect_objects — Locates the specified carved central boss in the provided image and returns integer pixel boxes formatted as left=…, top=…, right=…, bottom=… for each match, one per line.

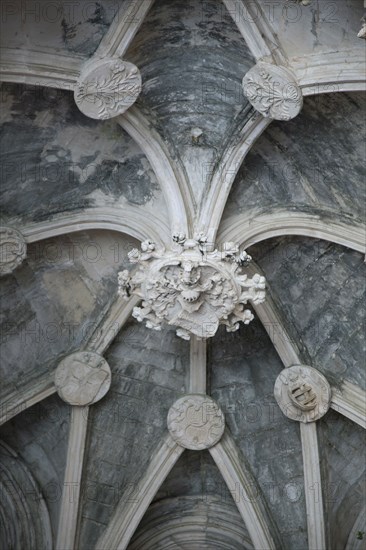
left=118, top=234, right=266, bottom=340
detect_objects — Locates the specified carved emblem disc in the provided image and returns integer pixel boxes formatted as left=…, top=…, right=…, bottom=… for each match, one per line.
left=75, top=57, right=142, bottom=120
left=167, top=394, right=225, bottom=450
left=54, top=352, right=111, bottom=406
left=242, top=62, right=303, bottom=121
left=274, top=365, right=331, bottom=423
left=0, top=227, right=27, bottom=276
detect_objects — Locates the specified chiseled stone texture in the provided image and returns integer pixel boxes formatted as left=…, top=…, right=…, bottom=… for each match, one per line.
left=0, top=394, right=70, bottom=540
left=318, top=410, right=366, bottom=550
left=0, top=0, right=118, bottom=57
left=250, top=237, right=366, bottom=390
left=209, top=320, right=308, bottom=550
left=126, top=0, right=255, bottom=202
left=0, top=83, right=166, bottom=224
left=0, top=230, right=138, bottom=399
left=224, top=92, right=366, bottom=225
left=76, top=319, right=189, bottom=548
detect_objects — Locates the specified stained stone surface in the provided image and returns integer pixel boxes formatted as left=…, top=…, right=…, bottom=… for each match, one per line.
left=0, top=395, right=70, bottom=540
left=223, top=92, right=366, bottom=226
left=0, top=230, right=138, bottom=400
left=126, top=0, right=256, bottom=203
left=249, top=237, right=366, bottom=390
left=0, top=0, right=120, bottom=57
left=0, top=83, right=166, bottom=224
left=318, top=410, right=366, bottom=549
left=209, top=320, right=308, bottom=550
left=76, top=319, right=189, bottom=548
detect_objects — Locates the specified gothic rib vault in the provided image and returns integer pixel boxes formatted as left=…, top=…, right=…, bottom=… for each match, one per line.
left=0, top=1, right=365, bottom=549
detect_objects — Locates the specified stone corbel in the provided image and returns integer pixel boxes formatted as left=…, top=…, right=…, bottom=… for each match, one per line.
left=0, top=226, right=27, bottom=276
left=74, top=57, right=142, bottom=120
left=242, top=61, right=303, bottom=121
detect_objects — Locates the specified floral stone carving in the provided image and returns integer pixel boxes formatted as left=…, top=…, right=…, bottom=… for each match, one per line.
left=167, top=394, right=225, bottom=450
left=54, top=351, right=111, bottom=406
left=0, top=227, right=27, bottom=276
left=242, top=62, right=303, bottom=121
left=74, top=57, right=142, bottom=120
left=117, top=235, right=266, bottom=340
left=274, top=365, right=331, bottom=423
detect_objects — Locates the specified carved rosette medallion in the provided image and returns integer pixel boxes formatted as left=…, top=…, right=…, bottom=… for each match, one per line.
left=117, top=235, right=266, bottom=340
left=0, top=227, right=27, bottom=276
left=167, top=394, right=225, bottom=450
left=74, top=57, right=142, bottom=120
left=54, top=351, right=111, bottom=406
left=274, top=365, right=331, bottom=423
left=242, top=62, right=303, bottom=121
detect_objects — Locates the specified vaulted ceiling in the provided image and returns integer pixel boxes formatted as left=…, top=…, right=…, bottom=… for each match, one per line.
left=0, top=1, right=365, bottom=549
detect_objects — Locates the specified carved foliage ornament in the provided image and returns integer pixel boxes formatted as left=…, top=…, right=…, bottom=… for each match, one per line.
left=118, top=235, right=266, bottom=340
left=167, top=394, right=225, bottom=450
left=54, top=351, right=111, bottom=406
left=274, top=365, right=331, bottom=423
left=0, top=227, right=27, bottom=276
left=242, top=62, right=303, bottom=121
left=74, top=57, right=142, bottom=120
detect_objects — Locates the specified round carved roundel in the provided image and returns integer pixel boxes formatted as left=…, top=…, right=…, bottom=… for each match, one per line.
left=74, top=57, right=142, bottom=120
left=0, top=227, right=27, bottom=276
left=167, top=394, right=225, bottom=450
left=274, top=365, right=331, bottom=423
left=54, top=351, right=111, bottom=406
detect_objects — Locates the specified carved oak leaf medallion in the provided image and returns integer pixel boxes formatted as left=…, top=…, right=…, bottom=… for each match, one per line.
left=75, top=57, right=142, bottom=120
left=242, top=62, right=303, bottom=121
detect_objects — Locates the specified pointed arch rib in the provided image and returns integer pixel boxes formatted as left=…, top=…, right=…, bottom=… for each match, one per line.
left=218, top=211, right=366, bottom=255
left=197, top=114, right=270, bottom=242
left=96, top=433, right=184, bottom=550
left=0, top=296, right=138, bottom=425
left=118, top=108, right=193, bottom=235
left=209, top=430, right=278, bottom=550
left=20, top=207, right=170, bottom=247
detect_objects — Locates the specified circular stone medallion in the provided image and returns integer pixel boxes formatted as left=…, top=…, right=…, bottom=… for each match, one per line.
left=274, top=365, right=331, bottom=423
left=74, top=57, right=142, bottom=120
left=167, top=394, right=225, bottom=450
left=242, top=62, right=303, bottom=121
left=0, top=227, right=27, bottom=276
left=54, top=352, right=111, bottom=406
